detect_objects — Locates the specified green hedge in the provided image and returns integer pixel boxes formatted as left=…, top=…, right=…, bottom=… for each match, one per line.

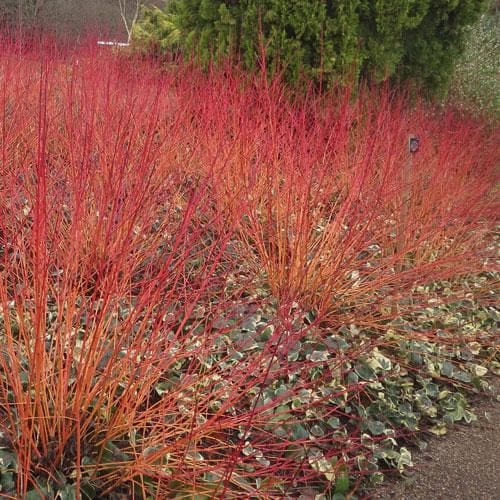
left=134, top=0, right=489, bottom=94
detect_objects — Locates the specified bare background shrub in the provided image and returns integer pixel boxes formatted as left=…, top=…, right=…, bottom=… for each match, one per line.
left=0, top=0, right=165, bottom=39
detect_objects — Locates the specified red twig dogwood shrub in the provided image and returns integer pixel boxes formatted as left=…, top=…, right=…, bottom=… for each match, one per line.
left=0, top=41, right=265, bottom=497
left=174, top=71, right=498, bottom=327
left=0, top=37, right=498, bottom=498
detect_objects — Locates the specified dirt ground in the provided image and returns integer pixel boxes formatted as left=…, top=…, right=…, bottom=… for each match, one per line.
left=368, top=376, right=499, bottom=500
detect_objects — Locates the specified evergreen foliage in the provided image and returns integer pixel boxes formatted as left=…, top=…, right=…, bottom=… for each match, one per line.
left=133, top=6, right=181, bottom=53
left=134, top=1, right=489, bottom=94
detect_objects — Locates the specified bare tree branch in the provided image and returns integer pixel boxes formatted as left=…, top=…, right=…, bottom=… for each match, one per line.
left=118, top=0, right=140, bottom=43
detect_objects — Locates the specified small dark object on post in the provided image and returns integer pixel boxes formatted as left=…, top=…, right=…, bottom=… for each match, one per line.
left=408, top=135, right=420, bottom=154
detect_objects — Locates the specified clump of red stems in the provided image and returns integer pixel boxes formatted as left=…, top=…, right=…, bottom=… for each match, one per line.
left=0, top=36, right=498, bottom=497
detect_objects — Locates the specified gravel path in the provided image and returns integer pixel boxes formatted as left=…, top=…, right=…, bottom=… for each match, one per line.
left=369, top=377, right=499, bottom=500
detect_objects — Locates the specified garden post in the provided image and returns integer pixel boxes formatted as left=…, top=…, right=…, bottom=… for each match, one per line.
left=399, top=134, right=420, bottom=272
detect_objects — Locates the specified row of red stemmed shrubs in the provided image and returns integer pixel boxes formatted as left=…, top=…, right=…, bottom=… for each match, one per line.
left=0, top=38, right=498, bottom=498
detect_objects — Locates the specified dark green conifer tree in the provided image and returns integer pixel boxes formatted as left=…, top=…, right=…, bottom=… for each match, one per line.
left=134, top=0, right=489, bottom=94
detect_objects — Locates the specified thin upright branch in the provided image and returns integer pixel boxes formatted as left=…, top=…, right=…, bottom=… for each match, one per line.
left=118, top=0, right=140, bottom=43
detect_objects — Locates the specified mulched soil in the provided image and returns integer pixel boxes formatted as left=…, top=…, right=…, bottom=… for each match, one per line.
left=368, top=376, right=499, bottom=500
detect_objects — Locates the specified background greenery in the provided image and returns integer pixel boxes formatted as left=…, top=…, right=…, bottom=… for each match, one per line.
left=448, top=10, right=500, bottom=117
left=133, top=0, right=490, bottom=95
